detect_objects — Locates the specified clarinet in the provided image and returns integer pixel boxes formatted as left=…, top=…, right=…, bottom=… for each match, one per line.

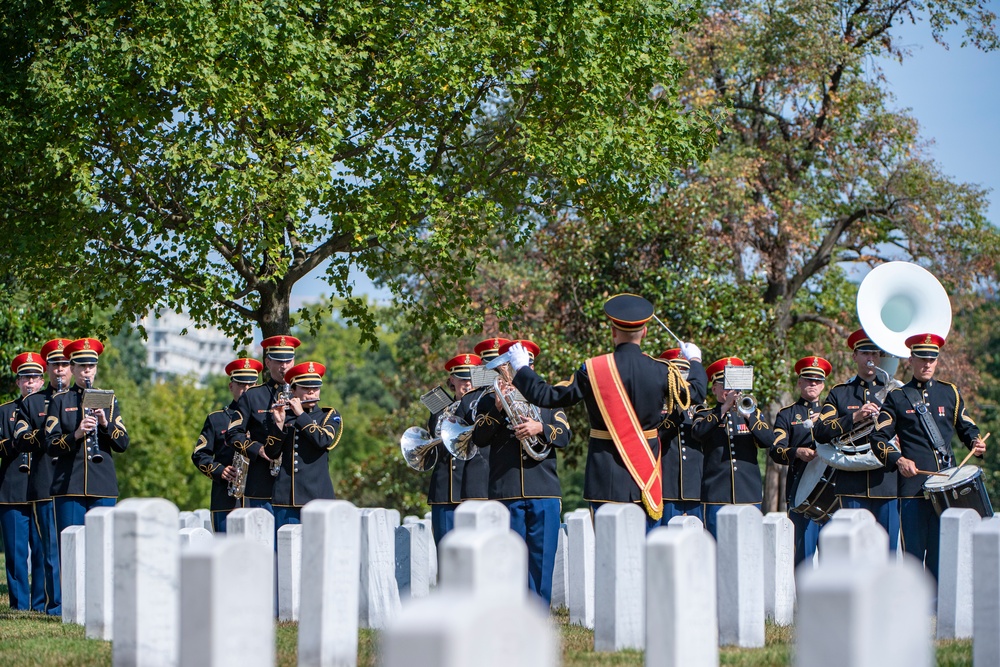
left=84, top=379, right=104, bottom=463
left=17, top=398, right=30, bottom=473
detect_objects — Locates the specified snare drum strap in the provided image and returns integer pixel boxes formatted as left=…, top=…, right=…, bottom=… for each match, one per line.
left=901, top=386, right=951, bottom=467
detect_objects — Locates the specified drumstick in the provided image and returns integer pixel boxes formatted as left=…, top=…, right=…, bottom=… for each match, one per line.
left=916, top=470, right=949, bottom=477
left=957, top=432, right=990, bottom=470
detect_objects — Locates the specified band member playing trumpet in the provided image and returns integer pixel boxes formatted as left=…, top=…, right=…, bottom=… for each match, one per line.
left=427, top=352, right=481, bottom=544
left=45, top=338, right=129, bottom=535
left=657, top=346, right=707, bottom=522
left=0, top=353, right=46, bottom=610
left=507, top=294, right=691, bottom=531
left=813, top=329, right=899, bottom=550
left=769, top=356, right=831, bottom=566
left=869, top=334, right=985, bottom=579
left=265, top=362, right=342, bottom=531
left=469, top=339, right=571, bottom=603
left=693, top=357, right=774, bottom=538
left=14, top=340, right=72, bottom=615
left=227, top=335, right=300, bottom=514
left=192, top=358, right=262, bottom=533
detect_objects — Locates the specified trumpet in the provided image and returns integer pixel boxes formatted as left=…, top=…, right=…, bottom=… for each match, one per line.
left=737, top=393, right=757, bottom=418
left=268, top=383, right=292, bottom=477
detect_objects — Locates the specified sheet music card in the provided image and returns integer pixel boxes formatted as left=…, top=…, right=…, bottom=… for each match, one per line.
left=723, top=366, right=754, bottom=391
left=419, top=386, right=453, bottom=414
left=82, top=389, right=116, bottom=413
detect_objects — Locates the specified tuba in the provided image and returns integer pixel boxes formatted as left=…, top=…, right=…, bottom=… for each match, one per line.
left=486, top=352, right=551, bottom=461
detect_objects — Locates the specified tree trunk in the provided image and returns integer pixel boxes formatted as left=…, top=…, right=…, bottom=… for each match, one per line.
left=257, top=280, right=293, bottom=338
left=764, top=458, right=785, bottom=513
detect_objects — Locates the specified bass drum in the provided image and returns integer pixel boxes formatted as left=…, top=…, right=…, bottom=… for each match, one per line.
left=922, top=465, right=994, bottom=518
left=791, top=457, right=841, bottom=524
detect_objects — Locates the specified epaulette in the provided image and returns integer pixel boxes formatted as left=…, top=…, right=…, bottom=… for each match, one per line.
left=778, top=403, right=799, bottom=413
left=649, top=356, right=671, bottom=366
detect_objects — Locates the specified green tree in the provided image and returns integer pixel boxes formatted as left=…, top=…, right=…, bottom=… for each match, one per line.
left=1, top=0, right=714, bottom=345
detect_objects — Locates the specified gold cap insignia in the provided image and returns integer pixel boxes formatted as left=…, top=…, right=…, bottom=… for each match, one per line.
left=279, top=336, right=286, bottom=346
left=464, top=354, right=471, bottom=364
left=83, top=340, right=91, bottom=350
left=243, top=359, right=251, bottom=369
left=57, top=341, right=65, bottom=350
left=308, top=362, right=315, bottom=373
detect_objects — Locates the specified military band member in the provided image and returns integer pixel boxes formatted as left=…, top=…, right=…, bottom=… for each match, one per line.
left=45, top=338, right=129, bottom=534
left=0, top=353, right=46, bottom=610
left=227, top=335, right=300, bottom=514
left=508, top=294, right=691, bottom=531
left=265, top=361, right=342, bottom=530
left=13, top=340, right=70, bottom=615
left=769, top=355, right=832, bottom=566
left=813, top=329, right=899, bottom=550
left=469, top=339, right=571, bottom=603
left=657, top=346, right=707, bottom=521
left=869, top=334, right=985, bottom=579
left=427, top=353, right=481, bottom=545
left=192, top=358, right=263, bottom=533
left=693, top=357, right=775, bottom=538
left=457, top=339, right=509, bottom=502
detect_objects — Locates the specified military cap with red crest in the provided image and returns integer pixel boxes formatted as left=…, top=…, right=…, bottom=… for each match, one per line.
left=11, top=352, right=45, bottom=376
left=499, top=339, right=540, bottom=364
left=659, top=348, right=690, bottom=372
left=905, top=333, right=945, bottom=359
left=705, top=356, right=744, bottom=384
left=444, top=353, right=481, bottom=380
left=41, top=339, right=72, bottom=365
left=794, top=355, right=832, bottom=380
left=225, top=358, right=263, bottom=384
left=260, top=335, right=301, bottom=362
left=63, top=338, right=104, bottom=364
left=474, top=337, right=512, bottom=362
left=846, top=329, right=880, bottom=352
left=604, top=293, right=654, bottom=332
left=285, top=361, right=325, bottom=387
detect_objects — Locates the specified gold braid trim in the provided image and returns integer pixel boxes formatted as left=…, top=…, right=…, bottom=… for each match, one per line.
left=663, top=362, right=692, bottom=415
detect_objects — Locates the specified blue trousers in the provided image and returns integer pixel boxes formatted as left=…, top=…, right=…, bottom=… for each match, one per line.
left=503, top=498, right=561, bottom=604
left=703, top=503, right=762, bottom=540
left=840, top=497, right=899, bottom=551
left=212, top=510, right=229, bottom=534
left=589, top=501, right=662, bottom=533
left=274, top=507, right=301, bottom=531
left=431, top=504, right=458, bottom=545
left=900, top=497, right=940, bottom=579
left=31, top=500, right=61, bottom=615
left=789, top=509, right=820, bottom=568
left=244, top=498, right=273, bottom=515
left=663, top=500, right=704, bottom=523
left=54, top=496, right=116, bottom=537
left=0, top=504, right=32, bottom=610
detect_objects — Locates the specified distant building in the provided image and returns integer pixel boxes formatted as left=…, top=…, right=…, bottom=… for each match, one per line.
left=139, top=309, right=245, bottom=384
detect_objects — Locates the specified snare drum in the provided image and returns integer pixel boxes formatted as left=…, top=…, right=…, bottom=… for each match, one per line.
left=791, top=458, right=841, bottom=524
left=922, top=465, right=994, bottom=518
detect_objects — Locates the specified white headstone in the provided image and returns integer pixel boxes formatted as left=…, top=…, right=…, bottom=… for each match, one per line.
left=973, top=516, right=1000, bottom=666
left=403, top=515, right=420, bottom=525
left=277, top=524, right=302, bottom=622
left=193, top=508, right=213, bottom=532
left=762, top=512, right=795, bottom=626
left=550, top=523, right=569, bottom=610
left=594, top=503, right=645, bottom=651
left=179, top=527, right=213, bottom=549
left=359, top=508, right=401, bottom=629
left=646, top=526, right=719, bottom=667
left=418, top=518, right=438, bottom=585
left=227, top=508, right=275, bottom=550
left=454, top=500, right=510, bottom=532
left=381, top=592, right=557, bottom=667
left=396, top=523, right=430, bottom=600
left=424, top=511, right=432, bottom=521
left=179, top=511, right=200, bottom=529
left=818, top=516, right=889, bottom=566
left=829, top=508, right=876, bottom=525
left=439, top=529, right=527, bottom=599
left=796, top=558, right=934, bottom=667
left=61, top=525, right=86, bottom=625
left=180, top=538, right=274, bottom=667
left=716, top=505, right=764, bottom=648
left=667, top=515, right=704, bottom=532
left=567, top=511, right=595, bottom=629
left=298, top=500, right=361, bottom=667
left=113, top=498, right=180, bottom=667
left=86, top=506, right=115, bottom=640
left=387, top=509, right=401, bottom=530
left=937, top=507, right=979, bottom=640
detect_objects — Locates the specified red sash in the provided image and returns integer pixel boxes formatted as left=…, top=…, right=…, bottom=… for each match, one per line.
left=586, top=353, right=663, bottom=520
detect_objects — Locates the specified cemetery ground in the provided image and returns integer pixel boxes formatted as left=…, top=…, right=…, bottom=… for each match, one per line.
left=0, top=555, right=976, bottom=667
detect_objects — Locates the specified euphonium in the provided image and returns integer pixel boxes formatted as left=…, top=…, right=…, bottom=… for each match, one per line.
left=228, top=452, right=249, bottom=498
left=486, top=352, right=551, bottom=461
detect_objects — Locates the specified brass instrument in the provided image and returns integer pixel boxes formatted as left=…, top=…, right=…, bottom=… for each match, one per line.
left=400, top=427, right=441, bottom=471
left=486, top=352, right=550, bottom=461
left=228, top=452, right=249, bottom=498
left=830, top=361, right=903, bottom=449
left=737, top=393, right=757, bottom=418
left=269, top=383, right=292, bottom=477
left=439, top=401, right=478, bottom=461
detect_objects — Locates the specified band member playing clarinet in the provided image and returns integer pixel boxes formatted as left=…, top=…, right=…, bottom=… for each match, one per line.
left=14, top=340, right=71, bottom=615
left=658, top=346, right=707, bottom=522
left=469, top=339, right=571, bottom=603
left=265, top=361, right=342, bottom=531
left=769, top=356, right=832, bottom=566
left=507, top=294, right=691, bottom=531
left=869, top=334, right=985, bottom=579
left=45, top=338, right=129, bottom=535
left=693, top=357, right=774, bottom=538
left=0, top=353, right=46, bottom=610
left=192, top=358, right=263, bottom=533
left=227, top=335, right=300, bottom=514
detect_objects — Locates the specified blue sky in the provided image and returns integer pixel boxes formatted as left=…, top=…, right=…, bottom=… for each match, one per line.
left=289, top=14, right=999, bottom=309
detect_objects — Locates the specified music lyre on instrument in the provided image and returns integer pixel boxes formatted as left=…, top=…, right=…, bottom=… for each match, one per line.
left=82, top=384, right=114, bottom=464
left=723, top=365, right=757, bottom=417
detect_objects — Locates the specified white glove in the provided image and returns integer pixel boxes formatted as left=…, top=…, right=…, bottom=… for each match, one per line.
left=680, top=342, right=701, bottom=362
left=508, top=342, right=531, bottom=372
